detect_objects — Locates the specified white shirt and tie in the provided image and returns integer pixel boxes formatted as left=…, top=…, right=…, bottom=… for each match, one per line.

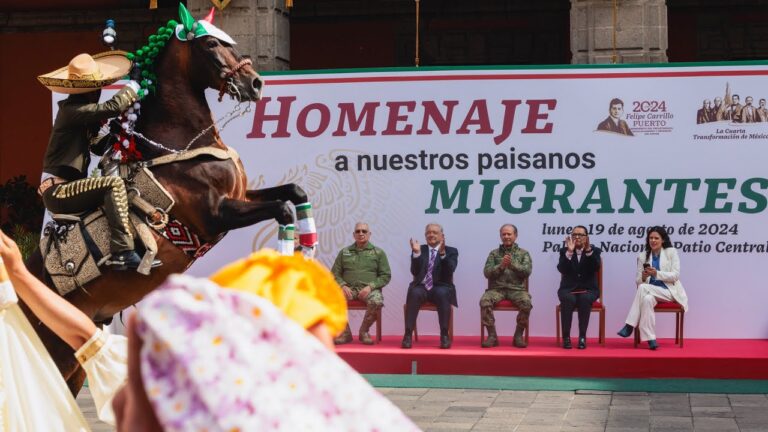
left=414, top=244, right=442, bottom=290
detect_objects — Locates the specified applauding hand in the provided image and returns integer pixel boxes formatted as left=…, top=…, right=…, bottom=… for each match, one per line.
left=410, top=238, right=420, bottom=254
left=565, top=235, right=575, bottom=253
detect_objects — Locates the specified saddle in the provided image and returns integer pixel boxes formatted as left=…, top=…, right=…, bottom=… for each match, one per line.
left=41, top=166, right=175, bottom=296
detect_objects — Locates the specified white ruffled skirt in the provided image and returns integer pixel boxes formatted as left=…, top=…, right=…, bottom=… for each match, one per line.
left=0, top=304, right=90, bottom=432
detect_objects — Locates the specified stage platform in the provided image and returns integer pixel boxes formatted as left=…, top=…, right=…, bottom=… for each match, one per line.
left=336, top=336, right=768, bottom=380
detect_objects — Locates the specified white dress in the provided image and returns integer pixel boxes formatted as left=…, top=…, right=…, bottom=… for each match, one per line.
left=0, top=279, right=90, bottom=432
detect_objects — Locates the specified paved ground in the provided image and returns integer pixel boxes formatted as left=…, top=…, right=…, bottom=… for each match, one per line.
left=77, top=387, right=768, bottom=431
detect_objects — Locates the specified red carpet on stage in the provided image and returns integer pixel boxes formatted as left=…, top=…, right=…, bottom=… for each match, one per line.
left=336, top=336, right=768, bottom=380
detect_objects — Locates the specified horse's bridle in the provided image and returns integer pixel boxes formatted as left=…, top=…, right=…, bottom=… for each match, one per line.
left=194, top=39, right=254, bottom=102
left=217, top=57, right=253, bottom=102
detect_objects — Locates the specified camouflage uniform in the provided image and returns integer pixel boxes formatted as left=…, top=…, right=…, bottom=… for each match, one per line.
left=331, top=242, right=391, bottom=343
left=480, top=244, right=533, bottom=328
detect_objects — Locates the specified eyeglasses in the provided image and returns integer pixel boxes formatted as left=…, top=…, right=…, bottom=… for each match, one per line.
left=354, top=229, right=369, bottom=234
left=571, top=233, right=587, bottom=237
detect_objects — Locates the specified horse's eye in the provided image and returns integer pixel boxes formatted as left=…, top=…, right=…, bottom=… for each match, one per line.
left=206, top=38, right=219, bottom=48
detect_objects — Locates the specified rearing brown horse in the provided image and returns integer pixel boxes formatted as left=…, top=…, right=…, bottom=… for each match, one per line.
left=24, top=23, right=308, bottom=394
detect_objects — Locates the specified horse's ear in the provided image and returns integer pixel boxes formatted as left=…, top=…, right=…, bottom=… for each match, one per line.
left=178, top=3, right=196, bottom=32
left=203, top=7, right=215, bottom=24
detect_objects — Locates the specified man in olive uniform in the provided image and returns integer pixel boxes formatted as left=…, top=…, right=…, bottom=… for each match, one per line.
left=480, top=224, right=532, bottom=348
left=331, top=222, right=391, bottom=345
left=37, top=52, right=146, bottom=270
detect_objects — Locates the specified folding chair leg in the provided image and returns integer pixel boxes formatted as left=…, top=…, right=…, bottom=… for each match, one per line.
left=599, top=309, right=606, bottom=346
left=675, top=312, right=680, bottom=344
left=376, top=309, right=382, bottom=343
left=679, top=311, right=685, bottom=348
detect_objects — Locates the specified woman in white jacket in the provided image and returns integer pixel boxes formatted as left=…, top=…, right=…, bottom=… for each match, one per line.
left=617, top=226, right=689, bottom=350
left=0, top=230, right=126, bottom=430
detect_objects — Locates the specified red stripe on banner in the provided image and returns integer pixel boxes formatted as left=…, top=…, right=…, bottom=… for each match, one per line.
left=265, top=70, right=768, bottom=86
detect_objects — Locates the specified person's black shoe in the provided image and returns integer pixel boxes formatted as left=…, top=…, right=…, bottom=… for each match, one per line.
left=648, top=339, right=659, bottom=350
left=401, top=332, right=412, bottom=349
left=562, top=337, right=572, bottom=349
left=578, top=337, right=587, bottom=350
left=617, top=324, right=634, bottom=338
left=106, top=251, right=142, bottom=271
left=440, top=334, right=451, bottom=349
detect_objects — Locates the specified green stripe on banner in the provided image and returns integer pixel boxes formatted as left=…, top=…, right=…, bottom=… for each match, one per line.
left=363, top=374, right=768, bottom=394
left=260, top=59, right=768, bottom=76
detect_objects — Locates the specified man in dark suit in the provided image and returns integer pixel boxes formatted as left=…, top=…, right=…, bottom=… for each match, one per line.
left=402, top=223, right=458, bottom=349
left=557, top=225, right=601, bottom=350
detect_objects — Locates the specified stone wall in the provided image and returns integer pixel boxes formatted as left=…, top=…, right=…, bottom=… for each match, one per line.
left=571, top=0, right=668, bottom=64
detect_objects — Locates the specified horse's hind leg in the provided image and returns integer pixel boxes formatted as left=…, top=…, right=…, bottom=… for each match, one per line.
left=216, top=198, right=294, bottom=231
left=245, top=184, right=308, bottom=205
left=243, top=185, right=317, bottom=254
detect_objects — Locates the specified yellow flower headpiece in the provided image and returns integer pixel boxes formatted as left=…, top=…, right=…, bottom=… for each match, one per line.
left=210, top=250, right=347, bottom=336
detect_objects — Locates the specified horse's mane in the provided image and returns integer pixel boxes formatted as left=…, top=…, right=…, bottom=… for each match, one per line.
left=126, top=19, right=179, bottom=99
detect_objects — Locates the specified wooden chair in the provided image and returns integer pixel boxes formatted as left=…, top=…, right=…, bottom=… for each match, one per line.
left=403, top=301, right=453, bottom=342
left=555, top=265, right=605, bottom=346
left=633, top=301, right=685, bottom=348
left=347, top=299, right=382, bottom=343
left=479, top=278, right=530, bottom=345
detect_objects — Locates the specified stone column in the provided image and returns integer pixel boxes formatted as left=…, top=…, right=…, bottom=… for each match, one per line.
left=571, top=0, right=667, bottom=64
left=187, top=0, right=290, bottom=71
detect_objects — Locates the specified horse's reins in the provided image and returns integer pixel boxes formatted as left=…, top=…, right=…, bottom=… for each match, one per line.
left=218, top=57, right=253, bottom=102
left=125, top=102, right=251, bottom=155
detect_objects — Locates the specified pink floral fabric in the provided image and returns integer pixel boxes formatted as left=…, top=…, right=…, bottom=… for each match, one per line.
left=137, top=274, right=419, bottom=432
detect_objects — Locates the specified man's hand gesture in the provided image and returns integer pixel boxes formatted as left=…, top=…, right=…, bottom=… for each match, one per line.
left=501, top=254, right=512, bottom=269
left=438, top=234, right=446, bottom=256
left=358, top=285, right=372, bottom=301
left=565, top=235, right=575, bottom=253
left=410, top=238, right=420, bottom=254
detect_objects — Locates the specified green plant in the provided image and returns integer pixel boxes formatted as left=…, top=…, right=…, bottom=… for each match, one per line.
left=11, top=225, right=39, bottom=261
left=0, top=175, right=44, bottom=250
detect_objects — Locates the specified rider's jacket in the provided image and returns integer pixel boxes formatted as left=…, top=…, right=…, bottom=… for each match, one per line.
left=43, top=86, right=137, bottom=181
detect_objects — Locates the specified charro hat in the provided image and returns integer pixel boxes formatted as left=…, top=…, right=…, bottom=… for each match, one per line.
left=37, top=51, right=132, bottom=94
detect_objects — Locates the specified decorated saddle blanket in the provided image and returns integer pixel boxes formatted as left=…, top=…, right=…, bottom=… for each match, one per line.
left=40, top=167, right=174, bottom=296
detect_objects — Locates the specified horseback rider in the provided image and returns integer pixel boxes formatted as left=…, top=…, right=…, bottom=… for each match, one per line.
left=37, top=52, right=151, bottom=270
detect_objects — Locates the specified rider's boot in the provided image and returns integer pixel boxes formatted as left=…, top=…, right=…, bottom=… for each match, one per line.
left=106, top=250, right=143, bottom=271
left=106, top=250, right=162, bottom=271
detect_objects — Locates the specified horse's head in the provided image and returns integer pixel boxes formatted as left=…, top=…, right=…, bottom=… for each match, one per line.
left=190, top=35, right=264, bottom=103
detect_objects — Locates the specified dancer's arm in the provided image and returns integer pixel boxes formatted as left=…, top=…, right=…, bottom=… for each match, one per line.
left=0, top=230, right=97, bottom=350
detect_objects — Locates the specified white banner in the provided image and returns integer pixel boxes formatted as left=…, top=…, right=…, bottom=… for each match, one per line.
left=101, top=65, right=768, bottom=338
